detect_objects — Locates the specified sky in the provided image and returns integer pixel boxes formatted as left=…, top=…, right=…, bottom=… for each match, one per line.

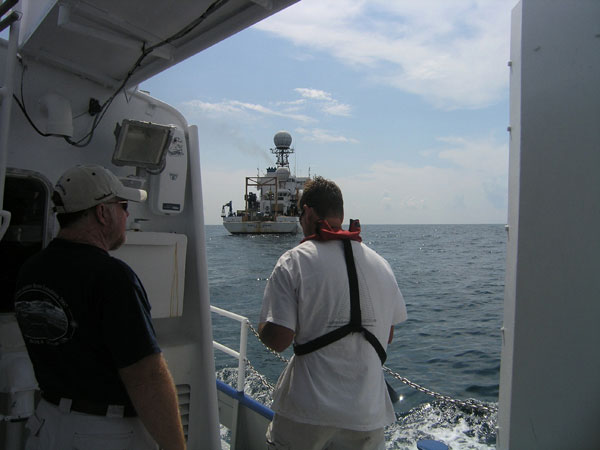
left=140, top=0, right=516, bottom=225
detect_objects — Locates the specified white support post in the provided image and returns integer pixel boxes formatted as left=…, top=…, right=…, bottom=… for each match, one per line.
left=0, top=3, right=21, bottom=241
left=238, top=319, right=248, bottom=392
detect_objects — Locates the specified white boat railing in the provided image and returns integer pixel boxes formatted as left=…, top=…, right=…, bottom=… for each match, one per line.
left=210, top=305, right=248, bottom=392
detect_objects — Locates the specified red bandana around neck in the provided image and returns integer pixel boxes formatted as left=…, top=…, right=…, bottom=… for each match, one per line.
left=301, top=219, right=362, bottom=243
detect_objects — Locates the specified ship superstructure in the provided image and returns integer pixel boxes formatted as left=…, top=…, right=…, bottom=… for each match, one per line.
left=222, top=131, right=309, bottom=234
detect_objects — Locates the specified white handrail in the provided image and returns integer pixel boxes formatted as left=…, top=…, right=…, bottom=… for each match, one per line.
left=211, top=305, right=247, bottom=322
left=210, top=305, right=249, bottom=392
left=213, top=341, right=239, bottom=359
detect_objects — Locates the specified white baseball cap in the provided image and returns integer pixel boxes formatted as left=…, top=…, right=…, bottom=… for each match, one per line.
left=53, top=165, right=147, bottom=213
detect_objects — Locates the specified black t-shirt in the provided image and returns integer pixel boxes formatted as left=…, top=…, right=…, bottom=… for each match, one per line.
left=14, top=238, right=161, bottom=406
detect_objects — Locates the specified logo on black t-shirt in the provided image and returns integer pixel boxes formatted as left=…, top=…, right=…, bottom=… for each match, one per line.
left=14, top=285, right=75, bottom=345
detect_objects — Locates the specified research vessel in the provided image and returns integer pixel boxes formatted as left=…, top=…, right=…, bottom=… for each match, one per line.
left=222, top=131, right=309, bottom=235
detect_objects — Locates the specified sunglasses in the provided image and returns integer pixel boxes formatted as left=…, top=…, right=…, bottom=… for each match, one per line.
left=105, top=200, right=128, bottom=211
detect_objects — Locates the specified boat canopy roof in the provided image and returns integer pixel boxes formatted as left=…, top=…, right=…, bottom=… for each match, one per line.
left=14, top=0, right=298, bottom=89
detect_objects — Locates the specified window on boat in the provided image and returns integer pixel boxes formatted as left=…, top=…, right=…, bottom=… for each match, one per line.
left=0, top=170, right=54, bottom=312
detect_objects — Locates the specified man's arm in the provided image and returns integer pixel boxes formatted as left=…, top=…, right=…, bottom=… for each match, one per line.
left=388, top=326, right=394, bottom=344
left=119, top=353, right=186, bottom=450
left=259, top=322, right=294, bottom=352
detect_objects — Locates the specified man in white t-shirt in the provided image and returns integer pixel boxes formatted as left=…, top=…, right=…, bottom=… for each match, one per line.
left=259, top=176, right=407, bottom=450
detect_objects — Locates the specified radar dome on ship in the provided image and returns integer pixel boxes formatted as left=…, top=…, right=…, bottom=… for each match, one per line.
left=276, top=166, right=290, bottom=180
left=274, top=131, right=292, bottom=149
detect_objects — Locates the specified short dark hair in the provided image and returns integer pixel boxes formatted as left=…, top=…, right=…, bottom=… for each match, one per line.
left=299, top=176, right=343, bottom=219
left=52, top=191, right=90, bottom=228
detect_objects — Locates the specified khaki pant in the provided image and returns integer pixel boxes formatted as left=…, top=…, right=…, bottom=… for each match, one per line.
left=25, top=399, right=157, bottom=450
left=266, top=413, right=385, bottom=450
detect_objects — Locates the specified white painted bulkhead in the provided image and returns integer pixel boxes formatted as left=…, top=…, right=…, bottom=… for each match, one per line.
left=0, top=50, right=222, bottom=448
left=499, top=1, right=600, bottom=448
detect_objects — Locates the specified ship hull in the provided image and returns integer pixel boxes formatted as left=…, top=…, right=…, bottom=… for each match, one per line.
left=223, top=217, right=301, bottom=234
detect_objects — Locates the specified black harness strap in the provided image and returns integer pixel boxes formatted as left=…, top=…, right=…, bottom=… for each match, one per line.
left=293, top=240, right=387, bottom=364
left=344, top=239, right=361, bottom=327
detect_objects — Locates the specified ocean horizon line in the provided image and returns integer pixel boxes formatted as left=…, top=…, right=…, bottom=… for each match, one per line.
left=205, top=223, right=506, bottom=227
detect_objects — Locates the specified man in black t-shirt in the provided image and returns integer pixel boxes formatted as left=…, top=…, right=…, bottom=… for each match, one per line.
left=14, top=165, right=186, bottom=450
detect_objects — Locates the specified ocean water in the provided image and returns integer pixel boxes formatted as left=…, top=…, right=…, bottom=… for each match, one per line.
left=206, top=224, right=505, bottom=449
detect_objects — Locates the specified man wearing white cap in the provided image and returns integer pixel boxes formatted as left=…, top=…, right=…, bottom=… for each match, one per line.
left=14, top=165, right=186, bottom=450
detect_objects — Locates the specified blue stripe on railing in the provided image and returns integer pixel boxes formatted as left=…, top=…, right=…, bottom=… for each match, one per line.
left=216, top=380, right=274, bottom=420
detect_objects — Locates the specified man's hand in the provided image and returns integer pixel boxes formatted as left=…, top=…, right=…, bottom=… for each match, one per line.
left=258, top=322, right=294, bottom=352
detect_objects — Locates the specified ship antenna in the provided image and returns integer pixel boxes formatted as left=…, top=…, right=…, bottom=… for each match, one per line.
left=271, top=131, right=294, bottom=168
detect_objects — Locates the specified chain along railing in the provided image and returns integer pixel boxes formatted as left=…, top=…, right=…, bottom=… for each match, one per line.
left=245, top=323, right=498, bottom=416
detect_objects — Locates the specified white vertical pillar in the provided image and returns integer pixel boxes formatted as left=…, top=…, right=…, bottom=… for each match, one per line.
left=499, top=1, right=600, bottom=448
left=0, top=8, right=21, bottom=237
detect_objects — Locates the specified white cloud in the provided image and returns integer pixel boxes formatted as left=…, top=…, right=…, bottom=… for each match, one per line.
left=274, top=99, right=306, bottom=109
left=296, top=127, right=359, bottom=144
left=182, top=85, right=353, bottom=121
left=255, top=0, right=513, bottom=110
left=183, top=100, right=243, bottom=115
left=294, top=87, right=352, bottom=116
left=337, top=135, right=508, bottom=224
left=436, top=136, right=507, bottom=174
left=321, top=102, right=352, bottom=117
left=295, top=88, right=333, bottom=101
left=182, top=99, right=314, bottom=122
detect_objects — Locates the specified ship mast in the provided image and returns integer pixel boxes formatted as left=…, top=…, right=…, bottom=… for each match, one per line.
left=270, top=130, right=294, bottom=168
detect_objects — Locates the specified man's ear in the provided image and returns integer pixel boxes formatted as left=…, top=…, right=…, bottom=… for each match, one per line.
left=94, top=203, right=109, bottom=226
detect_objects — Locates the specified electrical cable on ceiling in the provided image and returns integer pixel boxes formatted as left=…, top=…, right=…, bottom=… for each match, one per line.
left=14, top=0, right=230, bottom=147
left=12, top=63, right=61, bottom=138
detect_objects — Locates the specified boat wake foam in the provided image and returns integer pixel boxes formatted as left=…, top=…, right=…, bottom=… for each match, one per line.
left=216, top=367, right=497, bottom=449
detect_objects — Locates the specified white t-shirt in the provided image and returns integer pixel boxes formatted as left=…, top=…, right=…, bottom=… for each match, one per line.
left=260, top=239, right=407, bottom=430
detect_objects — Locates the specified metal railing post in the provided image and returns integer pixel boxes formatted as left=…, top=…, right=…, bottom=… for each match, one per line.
left=238, top=319, right=248, bottom=392
left=210, top=305, right=250, bottom=391
left=210, top=305, right=253, bottom=450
